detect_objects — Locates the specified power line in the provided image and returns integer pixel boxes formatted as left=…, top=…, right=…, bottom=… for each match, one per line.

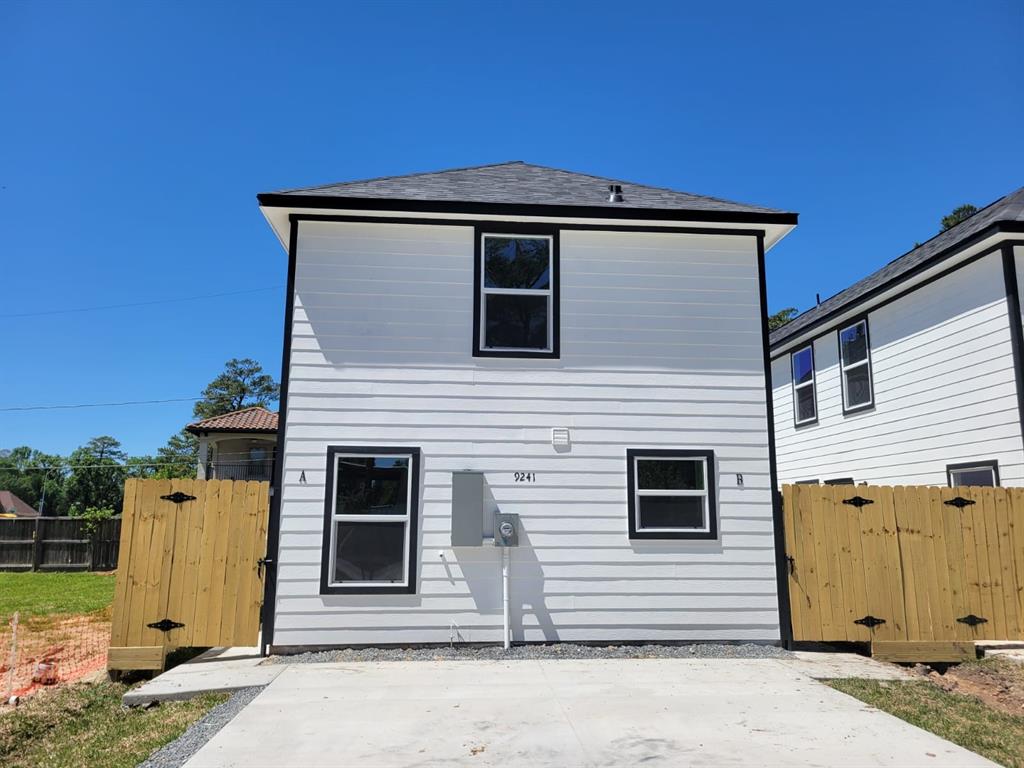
left=0, top=397, right=201, bottom=412
left=0, top=286, right=282, bottom=319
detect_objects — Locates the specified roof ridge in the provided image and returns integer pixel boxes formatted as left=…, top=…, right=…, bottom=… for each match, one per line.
left=268, top=161, right=527, bottom=195
left=516, top=161, right=782, bottom=212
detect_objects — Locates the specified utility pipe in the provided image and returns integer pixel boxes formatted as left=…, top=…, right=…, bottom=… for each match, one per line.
left=502, top=547, right=510, bottom=650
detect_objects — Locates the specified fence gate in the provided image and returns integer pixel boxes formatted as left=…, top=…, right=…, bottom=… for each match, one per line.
left=783, top=483, right=1024, bottom=657
left=108, top=478, right=270, bottom=671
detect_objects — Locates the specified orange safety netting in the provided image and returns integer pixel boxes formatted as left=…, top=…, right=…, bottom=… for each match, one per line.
left=1, top=613, right=111, bottom=701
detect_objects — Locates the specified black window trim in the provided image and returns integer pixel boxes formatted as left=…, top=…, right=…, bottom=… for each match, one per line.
left=795, top=479, right=819, bottom=485
left=837, top=314, right=875, bottom=415
left=946, top=459, right=1000, bottom=488
left=823, top=477, right=855, bottom=486
left=473, top=224, right=560, bottom=359
left=790, top=343, right=818, bottom=428
left=626, top=448, right=718, bottom=540
left=319, top=445, right=421, bottom=595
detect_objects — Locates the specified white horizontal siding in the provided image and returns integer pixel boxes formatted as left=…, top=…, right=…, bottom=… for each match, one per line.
left=273, top=220, right=778, bottom=646
left=772, top=251, right=1024, bottom=486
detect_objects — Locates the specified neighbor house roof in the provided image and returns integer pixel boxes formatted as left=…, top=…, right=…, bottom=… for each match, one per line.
left=257, top=161, right=797, bottom=224
left=186, top=406, right=278, bottom=435
left=0, top=491, right=40, bottom=518
left=770, top=186, right=1024, bottom=351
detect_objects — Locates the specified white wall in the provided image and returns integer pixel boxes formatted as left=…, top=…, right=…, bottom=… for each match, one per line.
left=272, top=219, right=779, bottom=646
left=772, top=251, right=1024, bottom=486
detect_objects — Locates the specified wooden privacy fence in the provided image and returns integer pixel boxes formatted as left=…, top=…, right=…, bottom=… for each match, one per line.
left=783, top=483, right=1024, bottom=650
left=108, top=478, right=270, bottom=671
left=0, top=517, right=121, bottom=571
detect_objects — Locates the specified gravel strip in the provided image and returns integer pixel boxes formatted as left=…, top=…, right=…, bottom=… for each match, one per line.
left=139, top=686, right=264, bottom=768
left=265, top=642, right=790, bottom=664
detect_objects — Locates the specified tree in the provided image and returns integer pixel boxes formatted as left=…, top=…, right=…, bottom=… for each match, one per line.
left=0, top=447, right=68, bottom=515
left=768, top=307, right=798, bottom=331
left=153, top=431, right=199, bottom=479
left=65, top=436, right=127, bottom=515
left=193, top=358, right=279, bottom=420
left=941, top=204, right=978, bottom=231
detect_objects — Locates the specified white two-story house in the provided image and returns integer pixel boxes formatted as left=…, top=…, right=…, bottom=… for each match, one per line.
left=256, top=161, right=797, bottom=650
left=771, top=186, right=1024, bottom=488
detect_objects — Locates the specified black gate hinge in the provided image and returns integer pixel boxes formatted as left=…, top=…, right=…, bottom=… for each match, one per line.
left=147, top=618, right=185, bottom=632
left=785, top=555, right=795, bottom=575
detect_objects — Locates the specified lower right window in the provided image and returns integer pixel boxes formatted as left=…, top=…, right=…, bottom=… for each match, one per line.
left=947, top=460, right=999, bottom=488
left=626, top=449, right=717, bottom=540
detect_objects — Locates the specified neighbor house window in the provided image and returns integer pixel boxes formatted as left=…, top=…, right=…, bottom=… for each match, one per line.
left=824, top=477, right=854, bottom=486
left=320, top=446, right=420, bottom=594
left=791, top=345, right=817, bottom=425
left=839, top=318, right=873, bottom=412
left=474, top=230, right=558, bottom=358
left=947, top=460, right=999, bottom=488
left=626, top=449, right=717, bottom=540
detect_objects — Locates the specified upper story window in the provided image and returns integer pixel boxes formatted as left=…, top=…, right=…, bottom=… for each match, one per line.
left=474, top=230, right=559, bottom=358
left=839, top=318, right=873, bottom=413
left=791, top=345, right=817, bottom=426
left=626, top=449, right=717, bottom=540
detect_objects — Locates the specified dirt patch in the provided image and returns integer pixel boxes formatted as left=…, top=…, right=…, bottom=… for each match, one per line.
left=915, top=657, right=1024, bottom=718
left=1, top=612, right=111, bottom=703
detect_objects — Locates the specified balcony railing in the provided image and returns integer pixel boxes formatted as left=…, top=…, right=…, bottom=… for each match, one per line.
left=205, top=460, right=275, bottom=482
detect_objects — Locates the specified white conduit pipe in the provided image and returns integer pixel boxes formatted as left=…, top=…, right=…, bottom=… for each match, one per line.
left=502, top=546, right=511, bottom=650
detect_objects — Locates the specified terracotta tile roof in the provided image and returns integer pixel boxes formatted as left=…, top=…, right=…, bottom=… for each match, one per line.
left=0, top=491, right=40, bottom=518
left=186, top=406, right=278, bottom=434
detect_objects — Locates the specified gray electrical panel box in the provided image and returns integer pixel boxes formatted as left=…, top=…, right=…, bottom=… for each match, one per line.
left=494, top=512, right=519, bottom=547
left=451, top=471, right=484, bottom=546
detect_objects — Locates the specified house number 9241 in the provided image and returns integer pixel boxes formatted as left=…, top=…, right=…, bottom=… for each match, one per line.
left=514, top=472, right=536, bottom=483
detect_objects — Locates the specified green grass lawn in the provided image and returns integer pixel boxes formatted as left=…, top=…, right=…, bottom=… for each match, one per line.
left=828, top=677, right=1024, bottom=768
left=0, top=682, right=225, bottom=768
left=0, top=572, right=116, bottom=618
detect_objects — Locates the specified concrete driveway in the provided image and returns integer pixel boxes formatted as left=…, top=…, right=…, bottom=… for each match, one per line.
left=183, top=658, right=994, bottom=767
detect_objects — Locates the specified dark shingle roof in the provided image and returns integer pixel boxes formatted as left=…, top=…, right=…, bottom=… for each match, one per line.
left=186, top=406, right=278, bottom=434
left=770, top=186, right=1024, bottom=350
left=257, top=161, right=796, bottom=222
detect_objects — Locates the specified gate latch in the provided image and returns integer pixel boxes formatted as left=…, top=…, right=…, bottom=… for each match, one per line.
left=854, top=615, right=886, bottom=629
left=257, top=557, right=274, bottom=577
left=957, top=614, right=988, bottom=627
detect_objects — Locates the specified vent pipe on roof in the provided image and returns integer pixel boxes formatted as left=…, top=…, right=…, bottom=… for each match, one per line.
left=608, top=184, right=624, bottom=203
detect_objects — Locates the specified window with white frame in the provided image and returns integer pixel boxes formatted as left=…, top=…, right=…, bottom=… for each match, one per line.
left=476, top=232, right=557, bottom=357
left=320, top=447, right=420, bottom=594
left=626, top=449, right=717, bottom=540
left=947, top=460, right=999, bottom=488
left=791, top=344, right=817, bottom=425
left=839, top=318, right=873, bottom=412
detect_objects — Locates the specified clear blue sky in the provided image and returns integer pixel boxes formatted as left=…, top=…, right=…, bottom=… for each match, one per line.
left=2, top=0, right=1021, bottom=458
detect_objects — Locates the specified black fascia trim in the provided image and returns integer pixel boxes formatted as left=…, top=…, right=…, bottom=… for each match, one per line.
left=473, top=225, right=560, bottom=359
left=288, top=212, right=764, bottom=238
left=946, top=459, right=1000, bottom=488
left=837, top=314, right=875, bottom=416
left=771, top=227, right=1024, bottom=353
left=626, top=448, right=718, bottom=541
left=755, top=233, right=793, bottom=649
left=790, top=343, right=818, bottom=429
left=319, top=446, right=422, bottom=596
left=260, top=193, right=799, bottom=225
left=823, top=477, right=855, bottom=486
left=260, top=218, right=299, bottom=655
left=1000, top=244, right=1024, bottom=458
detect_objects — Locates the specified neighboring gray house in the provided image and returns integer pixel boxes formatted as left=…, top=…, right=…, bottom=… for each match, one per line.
left=257, top=161, right=797, bottom=650
left=770, top=186, right=1024, bottom=488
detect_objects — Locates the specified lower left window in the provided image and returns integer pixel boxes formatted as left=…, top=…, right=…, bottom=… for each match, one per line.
left=320, top=446, right=420, bottom=594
